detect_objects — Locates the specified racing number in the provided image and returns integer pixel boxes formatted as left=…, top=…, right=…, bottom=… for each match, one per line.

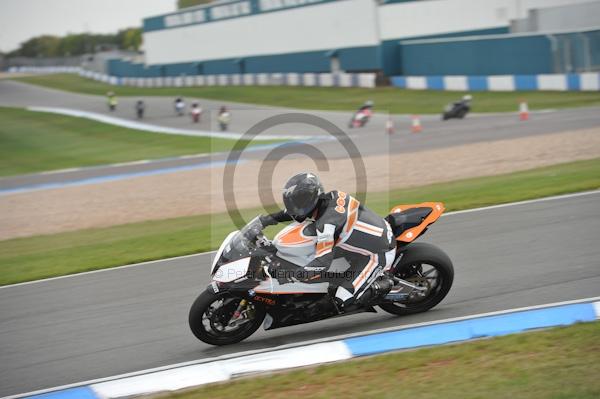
left=335, top=191, right=347, bottom=214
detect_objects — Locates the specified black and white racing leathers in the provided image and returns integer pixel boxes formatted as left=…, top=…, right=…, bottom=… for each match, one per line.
left=260, top=190, right=396, bottom=306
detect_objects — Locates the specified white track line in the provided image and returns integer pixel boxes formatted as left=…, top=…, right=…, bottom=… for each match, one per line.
left=0, top=253, right=212, bottom=290
left=33, top=158, right=202, bottom=176
left=5, top=295, right=599, bottom=399
left=1, top=189, right=599, bottom=290
left=26, top=106, right=314, bottom=141
left=442, top=189, right=600, bottom=217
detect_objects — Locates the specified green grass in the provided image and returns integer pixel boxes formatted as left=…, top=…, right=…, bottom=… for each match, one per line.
left=0, top=106, right=261, bottom=176
left=1, top=158, right=598, bottom=286
left=16, top=74, right=600, bottom=114
left=161, top=321, right=600, bottom=399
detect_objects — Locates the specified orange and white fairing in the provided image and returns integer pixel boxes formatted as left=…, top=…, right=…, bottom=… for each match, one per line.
left=273, top=221, right=317, bottom=266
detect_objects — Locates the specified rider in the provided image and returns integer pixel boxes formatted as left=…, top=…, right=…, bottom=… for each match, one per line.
left=458, top=94, right=472, bottom=106
left=257, top=172, right=396, bottom=310
left=358, top=100, right=374, bottom=112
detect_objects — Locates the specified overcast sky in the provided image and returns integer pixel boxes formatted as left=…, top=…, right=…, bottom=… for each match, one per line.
left=0, top=0, right=177, bottom=52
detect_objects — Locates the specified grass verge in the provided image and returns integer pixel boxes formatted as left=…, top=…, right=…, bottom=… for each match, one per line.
left=16, top=74, right=600, bottom=114
left=160, top=321, right=600, bottom=399
left=0, top=106, right=261, bottom=177
left=1, top=158, right=598, bottom=286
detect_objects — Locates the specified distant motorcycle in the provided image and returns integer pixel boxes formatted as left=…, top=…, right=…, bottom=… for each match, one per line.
left=349, top=101, right=374, bottom=128
left=218, top=106, right=230, bottom=131
left=174, top=97, right=186, bottom=116
left=190, top=103, right=202, bottom=123
left=442, top=95, right=471, bottom=120
left=188, top=202, right=454, bottom=346
left=349, top=108, right=373, bottom=128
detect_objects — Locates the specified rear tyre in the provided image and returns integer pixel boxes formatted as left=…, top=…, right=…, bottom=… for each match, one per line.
left=379, top=242, right=454, bottom=316
left=189, top=290, right=266, bottom=346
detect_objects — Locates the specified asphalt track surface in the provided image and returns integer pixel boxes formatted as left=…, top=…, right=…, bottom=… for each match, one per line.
left=1, top=192, right=599, bottom=396
left=1, top=80, right=600, bottom=192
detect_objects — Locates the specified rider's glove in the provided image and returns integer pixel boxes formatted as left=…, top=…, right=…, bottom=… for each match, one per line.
left=259, top=214, right=278, bottom=227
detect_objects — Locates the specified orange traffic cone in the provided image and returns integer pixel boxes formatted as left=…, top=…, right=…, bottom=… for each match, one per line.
left=519, top=100, right=529, bottom=121
left=411, top=115, right=422, bottom=133
left=386, top=115, right=394, bottom=134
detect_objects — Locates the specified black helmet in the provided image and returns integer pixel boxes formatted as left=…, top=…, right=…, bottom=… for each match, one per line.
left=282, top=172, right=324, bottom=221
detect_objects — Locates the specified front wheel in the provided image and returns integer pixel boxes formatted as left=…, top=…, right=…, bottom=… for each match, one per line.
left=379, top=242, right=454, bottom=316
left=189, top=290, right=266, bottom=346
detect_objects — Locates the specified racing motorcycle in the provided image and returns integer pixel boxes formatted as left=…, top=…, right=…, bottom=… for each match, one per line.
left=189, top=202, right=454, bottom=346
left=348, top=108, right=373, bottom=128
left=442, top=97, right=471, bottom=120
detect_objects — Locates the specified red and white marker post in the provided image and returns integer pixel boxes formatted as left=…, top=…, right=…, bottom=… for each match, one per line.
left=519, top=100, right=529, bottom=121
left=386, top=115, right=395, bottom=134
left=411, top=115, right=422, bottom=133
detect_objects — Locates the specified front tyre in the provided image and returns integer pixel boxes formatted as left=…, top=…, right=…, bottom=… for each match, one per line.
left=189, top=290, right=266, bottom=346
left=379, top=242, right=454, bottom=316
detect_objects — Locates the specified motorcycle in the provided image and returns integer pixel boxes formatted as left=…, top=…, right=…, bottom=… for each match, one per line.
left=348, top=108, right=373, bottom=128
left=189, top=202, right=454, bottom=346
left=174, top=99, right=186, bottom=116
left=442, top=101, right=470, bottom=120
left=191, top=107, right=202, bottom=123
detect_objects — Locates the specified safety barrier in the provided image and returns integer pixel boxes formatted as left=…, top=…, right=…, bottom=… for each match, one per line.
left=391, top=73, right=600, bottom=91
left=7, top=66, right=82, bottom=74
left=12, top=297, right=600, bottom=399
left=6, top=67, right=376, bottom=88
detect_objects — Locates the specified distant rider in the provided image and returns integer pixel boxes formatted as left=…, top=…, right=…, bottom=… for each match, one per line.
left=218, top=106, right=230, bottom=131
left=357, top=100, right=374, bottom=113
left=457, top=94, right=472, bottom=108
left=254, top=173, right=397, bottom=311
left=349, top=100, right=374, bottom=128
left=107, top=92, right=118, bottom=112
left=135, top=100, right=145, bottom=119
left=174, top=97, right=186, bottom=116
left=190, top=102, right=202, bottom=123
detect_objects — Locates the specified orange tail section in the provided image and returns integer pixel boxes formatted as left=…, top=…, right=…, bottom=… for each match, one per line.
left=389, top=202, right=445, bottom=243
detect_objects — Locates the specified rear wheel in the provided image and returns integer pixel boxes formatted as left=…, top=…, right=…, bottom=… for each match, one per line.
left=379, top=242, right=454, bottom=316
left=189, top=290, right=266, bottom=346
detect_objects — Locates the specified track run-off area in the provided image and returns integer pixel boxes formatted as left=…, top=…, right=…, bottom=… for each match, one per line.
left=1, top=191, right=599, bottom=397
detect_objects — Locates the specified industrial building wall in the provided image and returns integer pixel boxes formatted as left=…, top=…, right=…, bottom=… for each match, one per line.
left=124, top=0, right=600, bottom=78
left=143, top=0, right=379, bottom=67
left=400, top=33, right=553, bottom=75
left=378, top=0, right=597, bottom=75
left=526, top=1, right=600, bottom=32
left=378, top=0, right=594, bottom=41
left=396, top=28, right=600, bottom=76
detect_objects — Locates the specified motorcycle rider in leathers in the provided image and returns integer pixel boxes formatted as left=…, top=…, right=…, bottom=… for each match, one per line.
left=254, top=172, right=397, bottom=311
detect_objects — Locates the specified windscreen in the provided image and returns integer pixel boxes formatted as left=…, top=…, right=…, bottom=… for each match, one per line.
left=219, top=217, right=262, bottom=264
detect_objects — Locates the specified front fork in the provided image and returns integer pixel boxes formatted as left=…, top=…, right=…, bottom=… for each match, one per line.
left=228, top=299, right=249, bottom=327
left=208, top=282, right=255, bottom=327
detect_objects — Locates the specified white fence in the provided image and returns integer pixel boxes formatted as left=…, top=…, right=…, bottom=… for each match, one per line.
left=7, top=66, right=376, bottom=88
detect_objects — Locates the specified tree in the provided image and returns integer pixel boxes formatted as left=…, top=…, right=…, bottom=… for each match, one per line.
left=12, top=36, right=61, bottom=57
left=117, top=28, right=142, bottom=51
left=177, top=0, right=213, bottom=9
left=8, top=29, right=141, bottom=58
